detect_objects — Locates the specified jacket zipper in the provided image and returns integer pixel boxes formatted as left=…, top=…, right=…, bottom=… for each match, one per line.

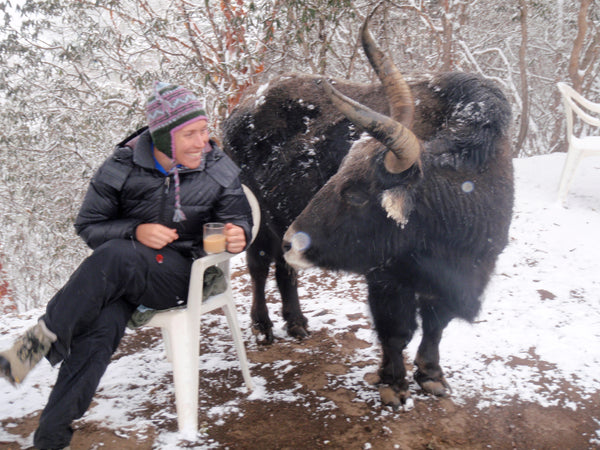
left=159, top=176, right=170, bottom=224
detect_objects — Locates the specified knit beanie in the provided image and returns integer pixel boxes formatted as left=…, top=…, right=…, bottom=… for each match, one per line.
left=145, top=82, right=208, bottom=222
left=145, top=81, right=207, bottom=158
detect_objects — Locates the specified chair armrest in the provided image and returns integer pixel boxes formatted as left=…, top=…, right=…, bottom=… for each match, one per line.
left=184, top=252, right=234, bottom=315
left=558, top=82, right=600, bottom=128
left=191, top=251, right=233, bottom=273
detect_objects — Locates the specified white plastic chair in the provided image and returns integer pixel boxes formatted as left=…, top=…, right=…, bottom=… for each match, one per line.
left=556, top=82, right=600, bottom=203
left=145, top=185, right=260, bottom=436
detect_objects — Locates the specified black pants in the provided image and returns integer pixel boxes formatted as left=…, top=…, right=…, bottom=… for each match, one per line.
left=33, top=239, right=192, bottom=449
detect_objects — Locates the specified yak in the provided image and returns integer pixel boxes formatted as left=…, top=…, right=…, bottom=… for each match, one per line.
left=280, top=17, right=514, bottom=407
left=223, top=73, right=391, bottom=343
left=224, top=12, right=513, bottom=406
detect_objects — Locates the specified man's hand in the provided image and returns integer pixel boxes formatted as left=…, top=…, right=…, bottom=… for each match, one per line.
left=224, top=223, right=246, bottom=254
left=135, top=223, right=179, bottom=249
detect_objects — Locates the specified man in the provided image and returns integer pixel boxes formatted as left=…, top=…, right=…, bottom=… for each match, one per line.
left=0, top=82, right=252, bottom=449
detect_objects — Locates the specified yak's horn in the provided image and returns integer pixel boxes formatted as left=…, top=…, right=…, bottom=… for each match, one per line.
left=361, top=10, right=414, bottom=126
left=323, top=81, right=421, bottom=174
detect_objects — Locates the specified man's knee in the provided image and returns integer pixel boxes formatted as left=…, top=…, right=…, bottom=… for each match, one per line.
left=87, top=240, right=148, bottom=294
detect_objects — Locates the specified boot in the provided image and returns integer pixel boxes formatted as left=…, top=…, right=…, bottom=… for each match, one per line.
left=0, top=320, right=57, bottom=385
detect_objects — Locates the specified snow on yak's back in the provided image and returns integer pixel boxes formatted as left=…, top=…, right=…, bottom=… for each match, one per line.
left=225, top=10, right=514, bottom=408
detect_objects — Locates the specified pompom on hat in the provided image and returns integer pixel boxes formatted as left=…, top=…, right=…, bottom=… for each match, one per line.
left=146, top=82, right=208, bottom=222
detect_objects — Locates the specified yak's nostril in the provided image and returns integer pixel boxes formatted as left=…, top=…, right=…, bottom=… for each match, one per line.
left=282, top=240, right=292, bottom=253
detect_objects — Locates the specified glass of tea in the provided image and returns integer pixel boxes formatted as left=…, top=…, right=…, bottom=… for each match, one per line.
left=203, top=222, right=226, bottom=254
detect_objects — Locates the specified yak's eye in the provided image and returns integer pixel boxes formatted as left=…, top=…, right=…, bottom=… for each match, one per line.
left=342, top=185, right=370, bottom=207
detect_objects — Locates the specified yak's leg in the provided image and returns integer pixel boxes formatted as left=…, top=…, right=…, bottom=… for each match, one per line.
left=275, top=256, right=309, bottom=339
left=414, top=302, right=453, bottom=396
left=367, top=273, right=418, bottom=409
left=247, top=242, right=274, bottom=345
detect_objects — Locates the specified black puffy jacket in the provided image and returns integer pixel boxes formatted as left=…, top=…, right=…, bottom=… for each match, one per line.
left=75, top=128, right=253, bottom=258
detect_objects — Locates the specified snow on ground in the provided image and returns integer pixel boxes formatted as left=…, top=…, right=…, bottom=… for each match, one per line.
left=1, top=153, right=599, bottom=448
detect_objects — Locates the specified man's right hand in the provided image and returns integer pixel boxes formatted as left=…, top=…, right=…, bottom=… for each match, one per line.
left=135, top=224, right=179, bottom=249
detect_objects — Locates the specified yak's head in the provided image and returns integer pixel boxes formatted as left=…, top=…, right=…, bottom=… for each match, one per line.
left=283, top=14, right=425, bottom=273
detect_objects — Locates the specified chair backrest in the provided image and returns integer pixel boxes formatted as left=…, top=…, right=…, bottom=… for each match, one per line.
left=242, top=184, right=261, bottom=245
left=557, top=82, right=600, bottom=143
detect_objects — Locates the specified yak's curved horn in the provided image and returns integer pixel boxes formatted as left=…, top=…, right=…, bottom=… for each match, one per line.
left=323, top=80, right=421, bottom=174
left=361, top=9, right=414, bottom=126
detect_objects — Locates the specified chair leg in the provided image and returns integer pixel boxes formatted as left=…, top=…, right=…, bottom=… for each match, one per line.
left=221, top=301, right=254, bottom=391
left=163, top=317, right=200, bottom=436
left=160, top=328, right=172, bottom=362
left=558, top=147, right=583, bottom=203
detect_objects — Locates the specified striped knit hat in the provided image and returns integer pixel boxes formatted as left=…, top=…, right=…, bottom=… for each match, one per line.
left=145, top=82, right=207, bottom=159
left=146, top=82, right=207, bottom=222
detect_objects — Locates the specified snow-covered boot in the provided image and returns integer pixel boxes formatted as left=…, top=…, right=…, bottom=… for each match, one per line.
left=0, top=320, right=57, bottom=386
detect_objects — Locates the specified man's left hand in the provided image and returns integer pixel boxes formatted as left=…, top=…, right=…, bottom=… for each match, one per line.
left=224, top=223, right=246, bottom=254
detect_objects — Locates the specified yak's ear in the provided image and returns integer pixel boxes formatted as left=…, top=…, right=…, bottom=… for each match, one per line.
left=381, top=187, right=414, bottom=227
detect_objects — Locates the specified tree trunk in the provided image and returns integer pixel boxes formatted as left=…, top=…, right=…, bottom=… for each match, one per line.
left=568, top=0, right=592, bottom=92
left=515, top=0, right=529, bottom=156
left=441, top=0, right=454, bottom=71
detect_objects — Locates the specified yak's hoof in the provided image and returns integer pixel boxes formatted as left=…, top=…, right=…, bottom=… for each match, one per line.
left=286, top=323, right=310, bottom=340
left=378, top=385, right=414, bottom=411
left=420, top=379, right=452, bottom=397
left=251, top=322, right=274, bottom=345
left=415, top=371, right=452, bottom=397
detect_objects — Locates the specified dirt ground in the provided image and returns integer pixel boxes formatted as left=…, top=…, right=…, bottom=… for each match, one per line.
left=1, top=263, right=599, bottom=450
left=1, top=325, right=599, bottom=450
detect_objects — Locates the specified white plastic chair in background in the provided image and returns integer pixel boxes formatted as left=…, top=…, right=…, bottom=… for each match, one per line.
left=145, top=185, right=260, bottom=436
left=556, top=82, right=600, bottom=203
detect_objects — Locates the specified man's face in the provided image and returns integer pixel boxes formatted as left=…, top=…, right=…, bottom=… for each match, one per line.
left=173, top=119, right=210, bottom=169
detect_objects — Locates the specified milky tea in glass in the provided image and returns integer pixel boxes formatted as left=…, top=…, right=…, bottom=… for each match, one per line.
left=203, top=223, right=226, bottom=254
